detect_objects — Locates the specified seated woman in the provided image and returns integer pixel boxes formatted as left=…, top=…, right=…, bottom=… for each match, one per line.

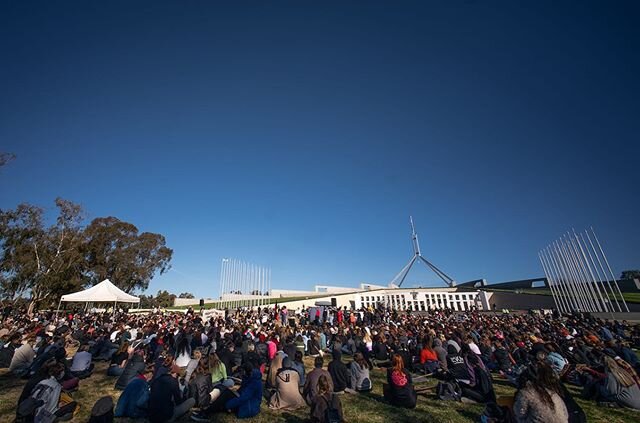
left=188, top=359, right=213, bottom=409
left=269, top=357, right=306, bottom=410
left=107, top=342, right=129, bottom=377
left=459, top=353, right=496, bottom=404
left=420, top=336, right=440, bottom=374
left=513, top=362, right=568, bottom=423
left=310, top=375, right=344, bottom=423
left=191, top=362, right=263, bottom=421
left=208, top=352, right=234, bottom=388
left=115, top=349, right=147, bottom=390
left=349, top=352, right=372, bottom=392
left=185, top=349, right=203, bottom=384
left=582, top=356, right=640, bottom=410
left=383, top=354, right=417, bottom=409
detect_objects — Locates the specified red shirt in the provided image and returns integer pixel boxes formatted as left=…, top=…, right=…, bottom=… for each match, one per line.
left=420, top=348, right=438, bottom=363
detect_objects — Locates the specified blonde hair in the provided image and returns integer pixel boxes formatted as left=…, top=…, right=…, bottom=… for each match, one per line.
left=605, top=356, right=636, bottom=388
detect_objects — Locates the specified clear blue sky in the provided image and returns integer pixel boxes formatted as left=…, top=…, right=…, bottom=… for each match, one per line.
left=1, top=1, right=638, bottom=298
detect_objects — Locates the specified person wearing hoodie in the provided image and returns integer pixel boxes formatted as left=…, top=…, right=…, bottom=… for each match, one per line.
left=433, top=338, right=448, bottom=371
left=328, top=350, right=350, bottom=393
left=269, top=357, right=306, bottom=410
left=446, top=344, right=470, bottom=383
left=115, top=367, right=153, bottom=418
left=349, top=352, right=372, bottom=392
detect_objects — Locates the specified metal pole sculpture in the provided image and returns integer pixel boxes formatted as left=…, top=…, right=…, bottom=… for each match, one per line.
left=389, top=217, right=457, bottom=288
left=539, top=228, right=628, bottom=314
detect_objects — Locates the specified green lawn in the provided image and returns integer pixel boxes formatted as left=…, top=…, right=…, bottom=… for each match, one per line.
left=1, top=357, right=638, bottom=422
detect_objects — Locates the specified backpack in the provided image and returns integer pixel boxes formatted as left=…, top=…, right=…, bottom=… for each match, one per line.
left=436, top=380, right=462, bottom=401
left=0, top=343, right=16, bottom=368
left=322, top=394, right=342, bottom=423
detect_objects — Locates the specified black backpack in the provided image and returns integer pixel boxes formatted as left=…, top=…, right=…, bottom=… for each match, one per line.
left=322, top=394, right=342, bottom=423
left=436, top=380, right=462, bottom=401
left=0, top=343, right=16, bottom=368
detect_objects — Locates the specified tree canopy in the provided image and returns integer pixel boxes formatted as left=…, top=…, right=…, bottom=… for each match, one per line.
left=0, top=198, right=173, bottom=312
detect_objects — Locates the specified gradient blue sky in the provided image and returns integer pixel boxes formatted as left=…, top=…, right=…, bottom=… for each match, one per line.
left=1, top=1, right=639, bottom=298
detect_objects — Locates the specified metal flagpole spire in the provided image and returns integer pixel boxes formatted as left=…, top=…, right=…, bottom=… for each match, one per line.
left=591, top=228, right=629, bottom=312
left=389, top=217, right=456, bottom=288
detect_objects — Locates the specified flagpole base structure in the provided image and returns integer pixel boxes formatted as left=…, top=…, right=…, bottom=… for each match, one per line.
left=389, top=217, right=457, bottom=289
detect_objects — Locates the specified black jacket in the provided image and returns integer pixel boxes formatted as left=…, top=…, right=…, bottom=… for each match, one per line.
left=188, top=373, right=212, bottom=408
left=115, top=354, right=146, bottom=390
left=328, top=352, right=350, bottom=392
left=149, top=371, right=184, bottom=423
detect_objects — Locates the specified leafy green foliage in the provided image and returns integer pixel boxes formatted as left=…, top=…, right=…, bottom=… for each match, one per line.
left=0, top=199, right=173, bottom=312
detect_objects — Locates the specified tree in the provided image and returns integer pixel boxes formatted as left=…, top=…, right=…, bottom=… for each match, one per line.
left=155, top=290, right=176, bottom=308
left=0, top=199, right=85, bottom=314
left=620, top=270, right=640, bottom=280
left=178, top=292, right=195, bottom=299
left=83, top=217, right=173, bottom=293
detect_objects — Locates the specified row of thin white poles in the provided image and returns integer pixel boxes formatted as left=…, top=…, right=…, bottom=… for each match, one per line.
left=539, top=227, right=628, bottom=314
left=218, top=258, right=271, bottom=310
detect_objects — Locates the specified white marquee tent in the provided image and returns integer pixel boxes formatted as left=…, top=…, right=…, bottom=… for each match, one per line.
left=59, top=279, right=140, bottom=309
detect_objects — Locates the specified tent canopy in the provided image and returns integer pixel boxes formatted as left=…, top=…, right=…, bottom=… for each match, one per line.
left=60, top=279, right=140, bottom=303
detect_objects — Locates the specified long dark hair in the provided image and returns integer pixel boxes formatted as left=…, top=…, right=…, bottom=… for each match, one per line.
left=519, top=362, right=562, bottom=410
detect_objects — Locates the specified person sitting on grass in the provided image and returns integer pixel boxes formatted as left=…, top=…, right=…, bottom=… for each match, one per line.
left=188, top=359, right=213, bottom=409
left=459, top=352, right=496, bottom=404
left=581, top=356, right=640, bottom=410
left=115, top=348, right=146, bottom=390
left=291, top=350, right=306, bottom=388
left=269, top=357, right=306, bottom=410
left=304, top=356, right=333, bottom=405
left=114, top=366, right=153, bottom=419
left=25, top=362, right=78, bottom=422
left=513, top=362, right=568, bottom=423
left=209, top=352, right=234, bottom=388
left=420, top=336, right=440, bottom=375
left=310, top=374, right=344, bottom=423
left=107, top=341, right=129, bottom=377
left=190, top=362, right=263, bottom=421
left=9, top=336, right=36, bottom=377
left=348, top=352, right=372, bottom=393
left=69, top=344, right=94, bottom=379
left=328, top=350, right=350, bottom=394
left=383, top=354, right=417, bottom=409
left=148, top=363, right=196, bottom=423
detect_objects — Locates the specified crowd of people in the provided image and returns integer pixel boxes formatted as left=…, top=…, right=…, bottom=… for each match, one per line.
left=1, top=301, right=639, bottom=422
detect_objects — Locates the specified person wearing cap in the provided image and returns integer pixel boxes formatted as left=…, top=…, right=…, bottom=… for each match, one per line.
left=149, top=362, right=195, bottom=422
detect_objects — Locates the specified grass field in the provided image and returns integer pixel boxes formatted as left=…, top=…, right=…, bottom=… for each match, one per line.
left=1, top=357, right=638, bottom=423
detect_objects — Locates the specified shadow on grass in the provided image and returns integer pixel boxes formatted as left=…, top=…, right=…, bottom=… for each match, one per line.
left=280, top=411, right=308, bottom=422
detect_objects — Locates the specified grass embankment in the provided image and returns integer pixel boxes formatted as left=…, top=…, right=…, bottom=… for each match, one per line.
left=173, top=294, right=331, bottom=310
left=1, top=356, right=638, bottom=422
left=485, top=288, right=640, bottom=305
